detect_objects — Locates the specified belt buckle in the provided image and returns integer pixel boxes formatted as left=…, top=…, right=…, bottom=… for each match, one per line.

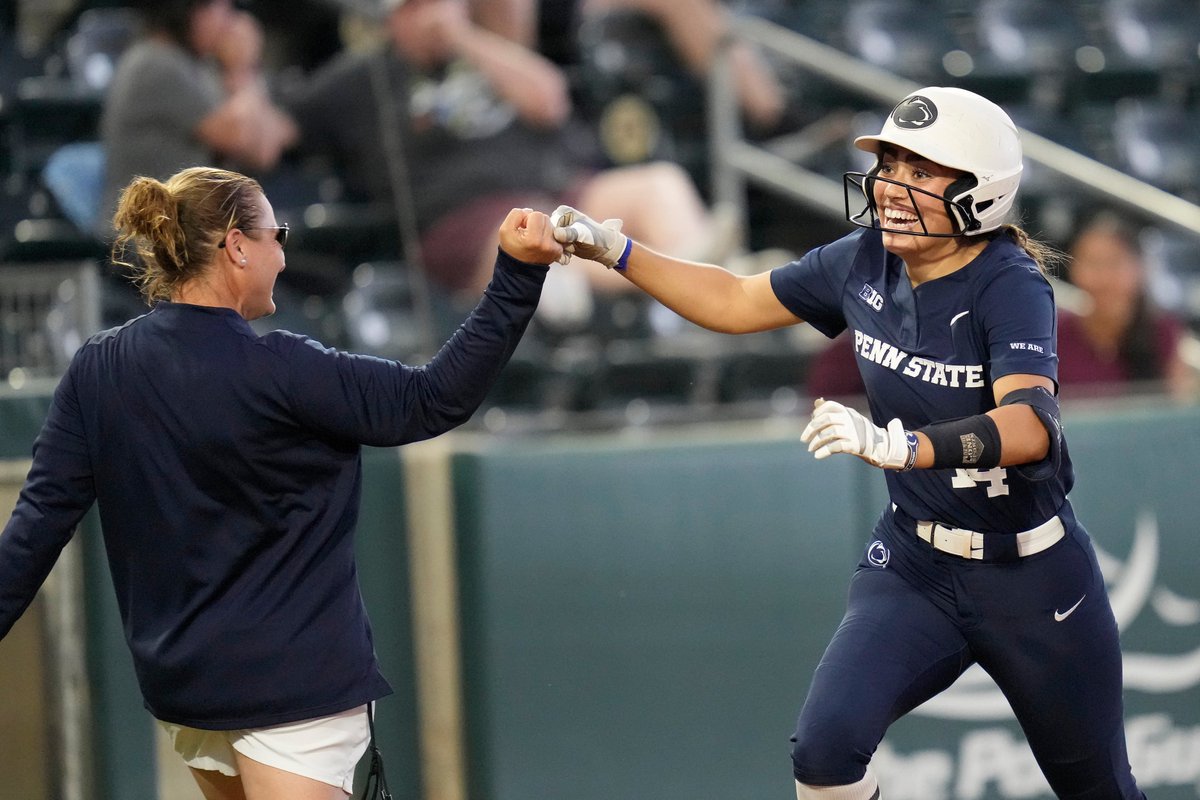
left=929, top=524, right=967, bottom=559
left=933, top=524, right=980, bottom=559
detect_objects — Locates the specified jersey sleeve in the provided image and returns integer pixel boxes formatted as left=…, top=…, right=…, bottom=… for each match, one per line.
left=0, top=363, right=96, bottom=639
left=281, top=250, right=546, bottom=447
left=977, top=258, right=1059, bottom=386
left=768, top=232, right=864, bottom=339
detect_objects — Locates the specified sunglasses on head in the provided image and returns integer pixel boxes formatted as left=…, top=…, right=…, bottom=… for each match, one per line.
left=218, top=223, right=290, bottom=249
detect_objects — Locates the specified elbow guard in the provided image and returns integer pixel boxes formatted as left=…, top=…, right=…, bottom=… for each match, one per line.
left=999, top=385, right=1062, bottom=481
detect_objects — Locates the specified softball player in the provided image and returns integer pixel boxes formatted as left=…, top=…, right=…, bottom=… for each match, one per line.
left=551, top=87, right=1146, bottom=799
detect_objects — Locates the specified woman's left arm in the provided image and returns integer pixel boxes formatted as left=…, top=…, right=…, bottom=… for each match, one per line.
left=986, top=373, right=1054, bottom=466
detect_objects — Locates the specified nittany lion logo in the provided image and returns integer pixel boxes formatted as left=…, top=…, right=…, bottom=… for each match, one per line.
left=868, top=540, right=891, bottom=568
left=891, top=95, right=938, bottom=129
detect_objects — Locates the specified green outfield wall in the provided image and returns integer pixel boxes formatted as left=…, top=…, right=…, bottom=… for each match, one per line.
left=1, top=395, right=1198, bottom=799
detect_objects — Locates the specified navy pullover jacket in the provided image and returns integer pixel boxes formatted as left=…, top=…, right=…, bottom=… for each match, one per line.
left=0, top=251, right=545, bottom=729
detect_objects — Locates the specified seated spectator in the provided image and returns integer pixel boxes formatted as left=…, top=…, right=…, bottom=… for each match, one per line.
left=284, top=0, right=735, bottom=316
left=469, top=0, right=540, bottom=52
left=1057, top=211, right=1197, bottom=401
left=577, top=0, right=788, bottom=131
left=97, top=0, right=298, bottom=236
left=467, top=0, right=787, bottom=133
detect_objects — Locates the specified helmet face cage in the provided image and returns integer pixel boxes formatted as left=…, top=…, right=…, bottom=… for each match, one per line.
left=843, top=172, right=976, bottom=238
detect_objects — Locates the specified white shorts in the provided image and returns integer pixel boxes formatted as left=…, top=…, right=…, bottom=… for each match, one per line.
left=159, top=705, right=370, bottom=793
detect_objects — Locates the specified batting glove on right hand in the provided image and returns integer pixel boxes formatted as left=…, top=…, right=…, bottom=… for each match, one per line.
left=550, top=205, right=631, bottom=270
left=801, top=398, right=913, bottom=470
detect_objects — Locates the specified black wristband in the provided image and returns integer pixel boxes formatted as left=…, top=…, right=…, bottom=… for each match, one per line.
left=919, top=414, right=1002, bottom=470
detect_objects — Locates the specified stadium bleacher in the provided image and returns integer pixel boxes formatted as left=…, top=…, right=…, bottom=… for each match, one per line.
left=0, top=0, right=1197, bottom=427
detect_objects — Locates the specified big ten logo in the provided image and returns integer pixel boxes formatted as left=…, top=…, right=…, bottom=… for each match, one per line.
left=858, top=283, right=884, bottom=311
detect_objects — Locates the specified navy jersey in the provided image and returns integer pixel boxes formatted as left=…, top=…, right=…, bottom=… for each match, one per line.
left=0, top=252, right=546, bottom=729
left=771, top=228, right=1071, bottom=534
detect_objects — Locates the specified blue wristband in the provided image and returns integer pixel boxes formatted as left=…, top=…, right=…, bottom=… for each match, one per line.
left=900, top=431, right=919, bottom=472
left=613, top=238, right=633, bottom=271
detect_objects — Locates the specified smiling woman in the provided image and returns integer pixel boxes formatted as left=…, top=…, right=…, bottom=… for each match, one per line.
left=111, top=167, right=289, bottom=321
left=1, top=164, right=562, bottom=800
left=862, top=158, right=966, bottom=236
left=861, top=153, right=989, bottom=280
left=547, top=85, right=1148, bottom=800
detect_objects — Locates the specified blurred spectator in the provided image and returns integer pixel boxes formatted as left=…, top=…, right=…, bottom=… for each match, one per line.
left=1057, top=210, right=1198, bottom=401
left=511, top=0, right=787, bottom=136
left=97, top=0, right=298, bottom=235
left=577, top=0, right=787, bottom=131
left=284, top=0, right=735, bottom=315
left=518, top=0, right=787, bottom=132
left=805, top=329, right=864, bottom=401
left=469, top=0, right=539, bottom=51
left=246, top=0, right=344, bottom=73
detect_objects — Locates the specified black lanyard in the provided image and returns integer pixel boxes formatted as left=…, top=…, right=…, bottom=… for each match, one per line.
left=358, top=702, right=393, bottom=800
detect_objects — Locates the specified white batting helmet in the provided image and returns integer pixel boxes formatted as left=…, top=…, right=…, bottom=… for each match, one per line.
left=853, top=86, right=1023, bottom=235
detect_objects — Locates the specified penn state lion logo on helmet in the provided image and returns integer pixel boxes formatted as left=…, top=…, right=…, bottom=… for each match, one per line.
left=891, top=95, right=938, bottom=129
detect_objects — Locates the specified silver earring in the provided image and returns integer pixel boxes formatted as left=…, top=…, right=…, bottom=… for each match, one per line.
left=240, top=258, right=247, bottom=264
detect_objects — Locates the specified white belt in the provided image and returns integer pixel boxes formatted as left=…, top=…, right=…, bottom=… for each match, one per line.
left=915, top=515, right=1064, bottom=560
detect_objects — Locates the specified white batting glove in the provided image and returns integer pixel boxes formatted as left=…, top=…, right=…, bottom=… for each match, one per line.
left=801, top=398, right=914, bottom=470
left=550, top=205, right=631, bottom=269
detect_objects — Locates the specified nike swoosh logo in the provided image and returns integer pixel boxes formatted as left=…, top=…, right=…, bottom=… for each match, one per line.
left=1054, top=595, right=1086, bottom=622
left=950, top=310, right=970, bottom=326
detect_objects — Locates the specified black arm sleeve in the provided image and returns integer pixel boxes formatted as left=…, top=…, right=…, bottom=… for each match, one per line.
left=999, top=385, right=1063, bottom=482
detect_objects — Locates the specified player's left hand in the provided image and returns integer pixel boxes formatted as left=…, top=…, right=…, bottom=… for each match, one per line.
left=498, top=208, right=567, bottom=266
left=801, top=398, right=911, bottom=470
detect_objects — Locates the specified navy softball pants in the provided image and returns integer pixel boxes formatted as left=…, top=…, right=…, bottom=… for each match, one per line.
left=790, top=514, right=1145, bottom=800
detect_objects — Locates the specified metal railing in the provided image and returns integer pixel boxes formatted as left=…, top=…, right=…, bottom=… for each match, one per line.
left=708, top=16, right=1200, bottom=241
left=0, top=260, right=101, bottom=384
left=0, top=261, right=99, bottom=799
